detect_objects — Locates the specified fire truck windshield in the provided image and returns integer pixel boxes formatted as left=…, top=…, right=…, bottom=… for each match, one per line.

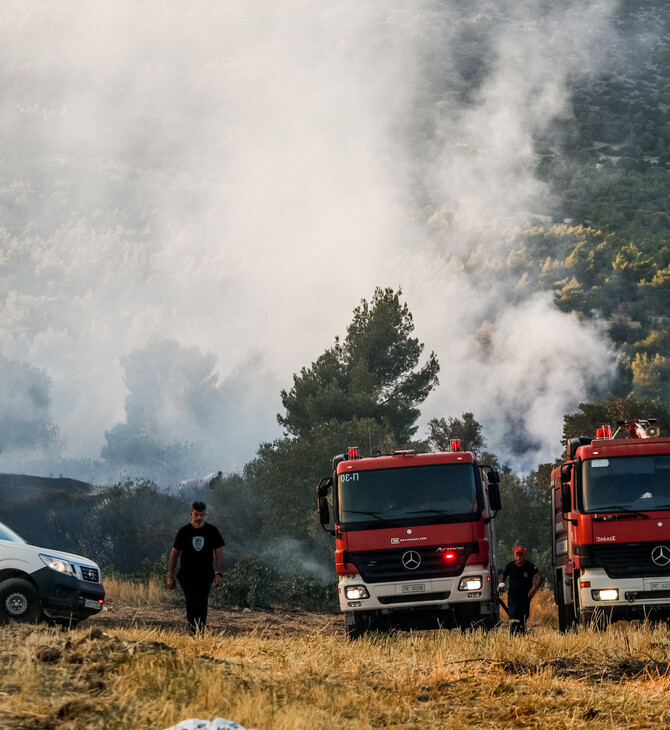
left=338, top=463, right=479, bottom=526
left=581, top=455, right=670, bottom=512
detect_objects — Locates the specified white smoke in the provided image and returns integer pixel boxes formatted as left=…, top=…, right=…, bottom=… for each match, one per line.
left=0, top=0, right=619, bottom=477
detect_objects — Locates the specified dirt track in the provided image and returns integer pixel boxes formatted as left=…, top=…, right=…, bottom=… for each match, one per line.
left=88, top=601, right=342, bottom=637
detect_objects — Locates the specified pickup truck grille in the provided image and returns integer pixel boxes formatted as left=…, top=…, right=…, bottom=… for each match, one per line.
left=587, top=542, right=670, bottom=579
left=346, top=543, right=477, bottom=583
left=80, top=566, right=100, bottom=583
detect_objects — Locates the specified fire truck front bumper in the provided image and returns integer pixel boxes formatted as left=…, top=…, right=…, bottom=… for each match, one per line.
left=578, top=569, right=670, bottom=619
left=338, top=571, right=493, bottom=613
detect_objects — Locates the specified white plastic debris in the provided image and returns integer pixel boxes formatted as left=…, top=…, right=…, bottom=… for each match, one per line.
left=164, top=720, right=256, bottom=730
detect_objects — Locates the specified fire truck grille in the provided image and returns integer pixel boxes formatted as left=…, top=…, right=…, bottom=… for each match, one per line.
left=346, top=543, right=478, bottom=583
left=588, top=542, right=670, bottom=579
left=378, top=591, right=451, bottom=605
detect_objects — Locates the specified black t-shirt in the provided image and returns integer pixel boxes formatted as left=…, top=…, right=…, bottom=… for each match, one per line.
left=503, top=560, right=539, bottom=597
left=173, top=522, right=225, bottom=583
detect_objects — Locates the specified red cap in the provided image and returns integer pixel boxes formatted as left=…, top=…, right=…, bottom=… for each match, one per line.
left=514, top=546, right=526, bottom=554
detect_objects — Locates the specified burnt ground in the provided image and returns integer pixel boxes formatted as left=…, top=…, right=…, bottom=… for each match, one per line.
left=87, top=600, right=343, bottom=638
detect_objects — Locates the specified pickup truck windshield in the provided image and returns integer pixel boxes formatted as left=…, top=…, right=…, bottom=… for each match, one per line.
left=582, top=455, right=670, bottom=512
left=0, top=521, right=26, bottom=543
left=338, top=463, right=479, bottom=525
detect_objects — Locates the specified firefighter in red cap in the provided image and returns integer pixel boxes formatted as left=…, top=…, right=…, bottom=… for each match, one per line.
left=498, top=546, right=543, bottom=635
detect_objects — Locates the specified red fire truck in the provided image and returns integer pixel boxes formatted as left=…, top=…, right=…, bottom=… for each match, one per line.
left=552, top=418, right=670, bottom=629
left=316, top=444, right=502, bottom=638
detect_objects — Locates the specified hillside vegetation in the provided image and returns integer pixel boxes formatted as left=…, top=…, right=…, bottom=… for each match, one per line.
left=529, top=0, right=670, bottom=401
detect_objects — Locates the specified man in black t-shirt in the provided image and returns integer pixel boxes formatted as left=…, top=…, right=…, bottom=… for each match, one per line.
left=499, top=545, right=543, bottom=635
left=167, top=501, right=225, bottom=634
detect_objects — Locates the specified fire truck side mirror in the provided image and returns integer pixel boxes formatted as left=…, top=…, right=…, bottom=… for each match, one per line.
left=316, top=477, right=334, bottom=533
left=486, top=470, right=500, bottom=484
left=488, top=482, right=502, bottom=512
left=317, top=496, right=331, bottom=527
left=560, top=464, right=573, bottom=513
left=561, top=484, right=571, bottom=514
left=316, top=477, right=332, bottom=499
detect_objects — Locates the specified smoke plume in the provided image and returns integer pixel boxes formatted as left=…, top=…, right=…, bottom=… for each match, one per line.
left=0, top=1, right=621, bottom=479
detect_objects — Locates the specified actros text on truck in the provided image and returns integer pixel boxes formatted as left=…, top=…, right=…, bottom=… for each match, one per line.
left=316, top=444, right=502, bottom=638
left=552, top=417, right=670, bottom=629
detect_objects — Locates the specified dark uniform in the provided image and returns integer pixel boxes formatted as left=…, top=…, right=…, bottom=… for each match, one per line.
left=173, top=522, right=225, bottom=633
left=502, top=558, right=539, bottom=635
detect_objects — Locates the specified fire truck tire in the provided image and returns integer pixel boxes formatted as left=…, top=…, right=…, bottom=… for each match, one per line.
left=472, top=603, right=500, bottom=631
left=580, top=608, right=610, bottom=631
left=478, top=613, right=499, bottom=631
left=0, top=578, right=43, bottom=624
left=345, top=612, right=371, bottom=640
left=558, top=603, right=575, bottom=632
left=592, top=607, right=610, bottom=630
left=556, top=582, right=576, bottom=632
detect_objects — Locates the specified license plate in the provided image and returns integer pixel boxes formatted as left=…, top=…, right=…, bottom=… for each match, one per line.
left=402, top=584, right=425, bottom=593
left=650, top=582, right=670, bottom=591
left=84, top=598, right=102, bottom=610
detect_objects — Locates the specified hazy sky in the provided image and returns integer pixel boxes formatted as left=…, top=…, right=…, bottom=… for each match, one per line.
left=0, top=0, right=620, bottom=477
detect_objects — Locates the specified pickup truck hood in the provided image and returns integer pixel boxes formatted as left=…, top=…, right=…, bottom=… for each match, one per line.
left=0, top=538, right=100, bottom=568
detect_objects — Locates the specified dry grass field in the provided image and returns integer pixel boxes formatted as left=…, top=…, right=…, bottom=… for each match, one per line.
left=2, top=584, right=670, bottom=729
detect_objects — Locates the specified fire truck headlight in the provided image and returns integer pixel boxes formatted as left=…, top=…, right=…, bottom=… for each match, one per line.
left=592, top=589, right=618, bottom=601
left=344, top=585, right=369, bottom=600
left=458, top=576, right=482, bottom=591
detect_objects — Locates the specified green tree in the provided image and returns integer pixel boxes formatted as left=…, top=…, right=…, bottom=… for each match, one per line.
left=631, top=353, right=670, bottom=401
left=102, top=339, right=223, bottom=481
left=633, top=329, right=670, bottom=358
left=278, top=287, right=439, bottom=444
left=0, top=355, right=63, bottom=456
left=207, top=472, right=261, bottom=555
left=250, top=288, right=439, bottom=542
left=427, top=412, right=484, bottom=455
left=612, top=242, right=655, bottom=282
left=555, top=276, right=586, bottom=313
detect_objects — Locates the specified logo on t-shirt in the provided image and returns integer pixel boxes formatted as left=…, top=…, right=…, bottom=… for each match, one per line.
left=192, top=536, right=205, bottom=552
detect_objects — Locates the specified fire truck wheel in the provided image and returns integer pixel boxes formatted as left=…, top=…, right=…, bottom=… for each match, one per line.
left=556, top=583, right=576, bottom=633
left=345, top=613, right=371, bottom=640
left=591, top=608, right=610, bottom=630
left=479, top=613, right=500, bottom=631
left=558, top=603, right=575, bottom=632
left=580, top=608, right=610, bottom=631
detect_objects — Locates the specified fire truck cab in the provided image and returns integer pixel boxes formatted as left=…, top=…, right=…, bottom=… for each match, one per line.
left=552, top=418, right=670, bottom=629
left=317, top=444, right=501, bottom=638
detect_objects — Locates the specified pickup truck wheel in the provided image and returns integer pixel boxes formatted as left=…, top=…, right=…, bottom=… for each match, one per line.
left=0, top=578, right=42, bottom=624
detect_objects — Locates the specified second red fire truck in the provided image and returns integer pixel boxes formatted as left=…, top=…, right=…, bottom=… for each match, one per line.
left=552, top=417, right=670, bottom=629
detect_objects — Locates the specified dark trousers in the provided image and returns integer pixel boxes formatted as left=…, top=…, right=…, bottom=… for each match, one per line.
left=178, top=577, right=212, bottom=633
left=508, top=594, right=531, bottom=635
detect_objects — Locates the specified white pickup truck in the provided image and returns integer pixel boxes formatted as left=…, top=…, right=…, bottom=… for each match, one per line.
left=0, top=519, right=105, bottom=626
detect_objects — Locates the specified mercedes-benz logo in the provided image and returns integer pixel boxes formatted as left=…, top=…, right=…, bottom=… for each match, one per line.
left=651, top=545, right=670, bottom=567
left=402, top=550, right=421, bottom=570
